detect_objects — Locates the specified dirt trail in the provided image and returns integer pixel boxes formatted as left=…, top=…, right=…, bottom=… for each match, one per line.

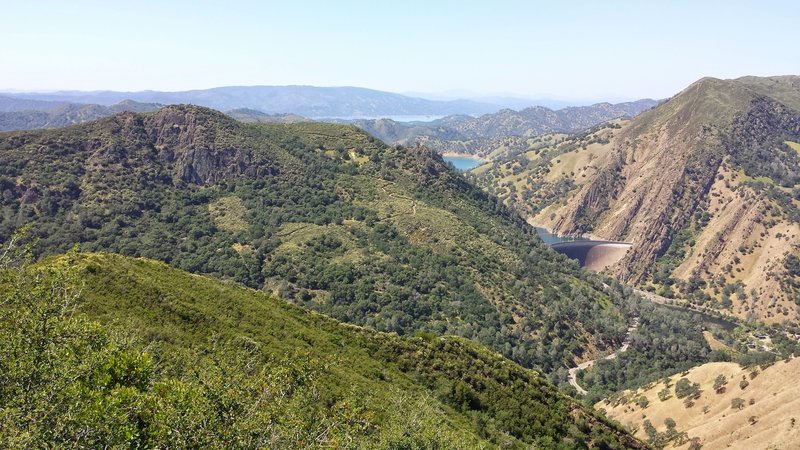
left=568, top=288, right=738, bottom=395
left=568, top=318, right=639, bottom=395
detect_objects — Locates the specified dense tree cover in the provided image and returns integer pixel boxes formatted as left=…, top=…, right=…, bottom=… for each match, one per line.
left=725, top=97, right=800, bottom=189
left=578, top=292, right=712, bottom=403
left=0, top=106, right=637, bottom=375
left=0, top=235, right=645, bottom=448
left=0, top=244, right=420, bottom=448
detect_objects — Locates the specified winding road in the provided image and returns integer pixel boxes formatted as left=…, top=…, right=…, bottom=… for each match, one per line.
left=568, top=318, right=639, bottom=395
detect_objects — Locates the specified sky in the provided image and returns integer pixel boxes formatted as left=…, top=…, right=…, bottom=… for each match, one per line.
left=2, top=0, right=799, bottom=101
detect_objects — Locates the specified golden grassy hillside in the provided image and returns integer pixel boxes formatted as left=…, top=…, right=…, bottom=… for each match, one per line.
left=597, top=359, right=800, bottom=449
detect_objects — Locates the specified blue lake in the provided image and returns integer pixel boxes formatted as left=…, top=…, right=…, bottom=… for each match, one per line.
left=443, top=156, right=484, bottom=171
left=315, top=115, right=447, bottom=122
left=533, top=226, right=587, bottom=244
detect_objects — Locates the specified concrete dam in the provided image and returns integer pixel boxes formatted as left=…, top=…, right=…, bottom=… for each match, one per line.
left=549, top=240, right=632, bottom=271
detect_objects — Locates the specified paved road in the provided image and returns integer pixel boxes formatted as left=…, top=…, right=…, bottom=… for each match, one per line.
left=567, top=287, right=737, bottom=395
left=568, top=318, right=639, bottom=395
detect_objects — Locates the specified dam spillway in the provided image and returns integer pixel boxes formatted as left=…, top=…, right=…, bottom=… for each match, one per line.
left=549, top=240, right=632, bottom=271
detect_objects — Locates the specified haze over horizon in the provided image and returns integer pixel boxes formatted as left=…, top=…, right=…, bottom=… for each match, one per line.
left=2, top=0, right=799, bottom=102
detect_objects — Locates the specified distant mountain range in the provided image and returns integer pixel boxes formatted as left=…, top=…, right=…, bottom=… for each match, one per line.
left=0, top=91, right=659, bottom=150
left=0, top=86, right=502, bottom=118
left=0, top=98, right=160, bottom=131
left=342, top=99, right=660, bottom=158
left=402, top=92, right=595, bottom=110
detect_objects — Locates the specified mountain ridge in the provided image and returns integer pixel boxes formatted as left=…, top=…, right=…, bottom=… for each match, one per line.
left=0, top=99, right=161, bottom=131
left=1, top=85, right=501, bottom=117
left=346, top=99, right=659, bottom=159
left=0, top=104, right=642, bottom=375
left=475, top=75, right=800, bottom=323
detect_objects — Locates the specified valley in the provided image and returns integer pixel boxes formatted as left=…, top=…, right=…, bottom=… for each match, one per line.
left=569, top=317, right=640, bottom=395
left=1, top=95, right=764, bottom=387
left=0, top=105, right=657, bottom=379
left=3, top=1, right=799, bottom=448
left=475, top=76, right=800, bottom=327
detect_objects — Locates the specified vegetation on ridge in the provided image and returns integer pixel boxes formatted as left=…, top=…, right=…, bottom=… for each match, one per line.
left=474, top=76, right=800, bottom=325
left=0, top=105, right=638, bottom=376
left=0, top=232, right=644, bottom=448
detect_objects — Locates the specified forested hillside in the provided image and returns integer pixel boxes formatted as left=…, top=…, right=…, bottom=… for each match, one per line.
left=0, top=105, right=641, bottom=376
left=0, top=241, right=644, bottom=448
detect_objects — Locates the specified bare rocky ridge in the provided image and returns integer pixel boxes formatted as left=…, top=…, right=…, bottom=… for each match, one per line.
left=550, top=79, right=733, bottom=282
left=477, top=76, right=800, bottom=323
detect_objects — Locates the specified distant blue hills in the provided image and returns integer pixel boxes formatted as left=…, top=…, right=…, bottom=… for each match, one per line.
left=0, top=85, right=504, bottom=118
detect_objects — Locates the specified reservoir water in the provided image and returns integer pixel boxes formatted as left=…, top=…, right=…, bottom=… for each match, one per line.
left=443, top=156, right=484, bottom=171
left=535, top=227, right=631, bottom=271
left=533, top=226, right=587, bottom=244
left=316, top=115, right=447, bottom=122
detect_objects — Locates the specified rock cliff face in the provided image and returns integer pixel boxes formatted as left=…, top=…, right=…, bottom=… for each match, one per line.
left=84, top=106, right=273, bottom=186
left=477, top=76, right=800, bottom=322
left=551, top=79, right=734, bottom=282
left=144, top=107, right=264, bottom=185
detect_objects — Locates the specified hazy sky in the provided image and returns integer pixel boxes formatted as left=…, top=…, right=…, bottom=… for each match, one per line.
left=3, top=0, right=799, bottom=100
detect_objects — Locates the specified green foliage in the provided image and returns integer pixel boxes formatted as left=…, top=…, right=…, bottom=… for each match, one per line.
left=652, top=219, right=699, bottom=287
left=725, top=98, right=800, bottom=189
left=0, top=247, right=387, bottom=448
left=0, top=105, right=637, bottom=377
left=580, top=296, right=711, bottom=400
left=713, top=374, right=728, bottom=393
left=641, top=416, right=692, bottom=449
left=0, top=236, right=644, bottom=449
left=674, top=378, right=701, bottom=400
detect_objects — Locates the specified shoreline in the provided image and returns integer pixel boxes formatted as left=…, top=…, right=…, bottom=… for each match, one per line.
left=440, top=152, right=487, bottom=162
left=528, top=219, right=608, bottom=243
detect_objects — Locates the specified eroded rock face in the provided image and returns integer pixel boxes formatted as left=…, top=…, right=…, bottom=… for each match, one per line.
left=485, top=76, right=800, bottom=322
left=82, top=106, right=274, bottom=186
left=551, top=79, right=732, bottom=283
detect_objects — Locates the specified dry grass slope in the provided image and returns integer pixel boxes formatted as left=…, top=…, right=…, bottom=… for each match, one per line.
left=597, top=359, right=800, bottom=449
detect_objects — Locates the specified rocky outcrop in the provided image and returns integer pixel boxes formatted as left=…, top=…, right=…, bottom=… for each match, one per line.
left=484, top=76, right=800, bottom=321
left=109, top=106, right=274, bottom=185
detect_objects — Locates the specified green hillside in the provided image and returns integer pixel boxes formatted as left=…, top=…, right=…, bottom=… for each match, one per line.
left=0, top=246, right=643, bottom=448
left=0, top=105, right=637, bottom=375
